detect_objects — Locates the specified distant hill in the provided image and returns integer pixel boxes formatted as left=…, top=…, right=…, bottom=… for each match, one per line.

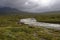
left=0, top=7, right=60, bottom=15
left=0, top=7, right=26, bottom=15
left=0, top=7, right=19, bottom=12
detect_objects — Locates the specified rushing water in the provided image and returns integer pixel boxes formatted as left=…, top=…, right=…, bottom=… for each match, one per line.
left=29, top=22, right=60, bottom=30
left=20, top=18, right=60, bottom=30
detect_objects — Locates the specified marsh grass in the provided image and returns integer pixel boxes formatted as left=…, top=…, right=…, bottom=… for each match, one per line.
left=0, top=14, right=60, bottom=40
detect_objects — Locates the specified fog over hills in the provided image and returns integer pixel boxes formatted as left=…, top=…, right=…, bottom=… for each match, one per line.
left=0, top=7, right=60, bottom=15
left=0, top=7, right=25, bottom=15
left=0, top=7, right=19, bottom=12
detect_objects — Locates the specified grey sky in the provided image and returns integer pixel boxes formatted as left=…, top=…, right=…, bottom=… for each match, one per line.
left=0, top=0, right=60, bottom=13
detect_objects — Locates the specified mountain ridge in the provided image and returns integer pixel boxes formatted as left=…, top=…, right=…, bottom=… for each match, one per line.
left=0, top=7, right=60, bottom=15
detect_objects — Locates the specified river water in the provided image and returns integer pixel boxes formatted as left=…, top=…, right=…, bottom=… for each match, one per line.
left=20, top=18, right=60, bottom=30
left=28, top=22, right=60, bottom=30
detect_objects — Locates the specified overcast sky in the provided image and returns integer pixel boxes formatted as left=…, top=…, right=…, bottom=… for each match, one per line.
left=0, top=0, right=60, bottom=13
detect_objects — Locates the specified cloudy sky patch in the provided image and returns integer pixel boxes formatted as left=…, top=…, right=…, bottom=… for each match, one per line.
left=0, top=0, right=60, bottom=13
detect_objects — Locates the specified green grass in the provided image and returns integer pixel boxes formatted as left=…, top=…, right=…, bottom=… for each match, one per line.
left=0, top=14, right=60, bottom=40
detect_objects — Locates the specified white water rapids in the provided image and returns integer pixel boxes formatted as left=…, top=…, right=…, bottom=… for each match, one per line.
left=29, top=22, right=60, bottom=30
left=20, top=18, right=60, bottom=30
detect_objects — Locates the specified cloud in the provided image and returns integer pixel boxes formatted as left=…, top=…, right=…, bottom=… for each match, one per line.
left=0, top=0, right=60, bottom=13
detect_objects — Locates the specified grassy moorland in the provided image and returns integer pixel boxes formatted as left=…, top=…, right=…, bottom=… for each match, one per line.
left=0, top=14, right=60, bottom=40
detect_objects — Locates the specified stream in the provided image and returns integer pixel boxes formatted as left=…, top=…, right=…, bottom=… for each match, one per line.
left=29, top=22, right=60, bottom=30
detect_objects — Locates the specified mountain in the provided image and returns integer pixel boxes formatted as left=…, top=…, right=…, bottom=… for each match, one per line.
left=0, top=7, right=60, bottom=15
left=0, top=7, right=19, bottom=12
left=0, top=7, right=35, bottom=15
left=0, top=7, right=25, bottom=15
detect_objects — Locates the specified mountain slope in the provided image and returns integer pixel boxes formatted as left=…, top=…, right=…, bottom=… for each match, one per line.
left=0, top=7, right=19, bottom=12
left=0, top=7, right=25, bottom=15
